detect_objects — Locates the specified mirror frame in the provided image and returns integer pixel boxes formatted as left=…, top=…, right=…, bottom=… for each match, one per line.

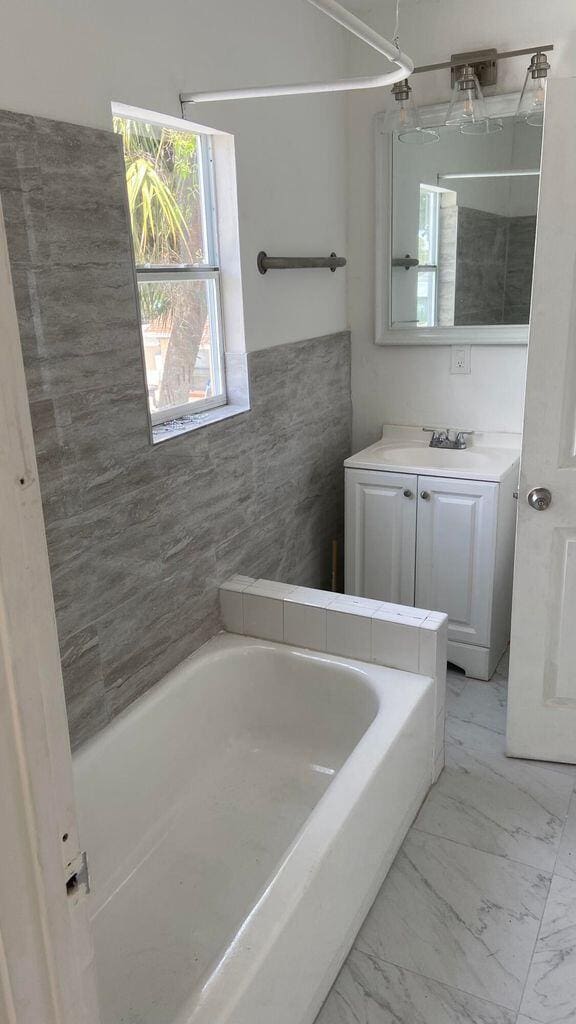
left=375, top=91, right=540, bottom=346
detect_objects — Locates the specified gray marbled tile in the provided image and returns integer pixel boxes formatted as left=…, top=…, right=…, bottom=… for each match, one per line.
left=446, top=679, right=508, bottom=754
left=0, top=106, right=351, bottom=747
left=98, top=575, right=221, bottom=717
left=556, top=793, right=576, bottom=882
left=502, top=305, right=530, bottom=325
left=0, top=166, right=50, bottom=268
left=60, top=625, right=110, bottom=749
left=414, top=745, right=574, bottom=871
left=520, top=874, right=576, bottom=1023
left=354, top=830, right=550, bottom=1010
left=38, top=139, right=131, bottom=267
left=316, top=948, right=517, bottom=1024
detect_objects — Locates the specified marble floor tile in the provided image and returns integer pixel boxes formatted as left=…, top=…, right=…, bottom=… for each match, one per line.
left=354, top=830, right=550, bottom=1011
left=495, top=649, right=510, bottom=679
left=511, top=757, right=576, bottom=781
left=555, top=793, right=576, bottom=882
left=447, top=669, right=468, bottom=701
left=516, top=1018, right=538, bottom=1023
left=316, top=948, right=517, bottom=1024
left=414, top=745, right=574, bottom=871
left=520, top=874, right=576, bottom=1023
left=446, top=679, right=508, bottom=755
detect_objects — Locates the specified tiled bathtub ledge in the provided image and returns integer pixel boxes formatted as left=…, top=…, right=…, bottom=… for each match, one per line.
left=220, top=576, right=447, bottom=777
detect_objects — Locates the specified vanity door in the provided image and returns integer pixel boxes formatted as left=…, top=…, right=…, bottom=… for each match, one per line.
left=345, top=469, right=416, bottom=605
left=415, top=476, right=498, bottom=647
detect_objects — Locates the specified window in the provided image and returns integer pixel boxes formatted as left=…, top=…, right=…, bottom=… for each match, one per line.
left=114, top=114, right=226, bottom=424
left=417, top=185, right=440, bottom=327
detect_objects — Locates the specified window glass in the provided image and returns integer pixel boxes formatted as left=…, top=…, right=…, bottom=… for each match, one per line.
left=115, top=117, right=210, bottom=266
left=115, top=114, right=226, bottom=423
left=139, top=276, right=223, bottom=418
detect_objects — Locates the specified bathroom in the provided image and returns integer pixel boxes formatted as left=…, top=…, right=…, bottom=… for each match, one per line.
left=1, top=0, right=576, bottom=1022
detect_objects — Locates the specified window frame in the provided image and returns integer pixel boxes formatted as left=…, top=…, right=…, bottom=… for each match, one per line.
left=417, top=185, right=440, bottom=327
left=123, top=116, right=228, bottom=423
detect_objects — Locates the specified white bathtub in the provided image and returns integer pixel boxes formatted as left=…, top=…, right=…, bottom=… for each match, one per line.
left=74, top=633, right=435, bottom=1024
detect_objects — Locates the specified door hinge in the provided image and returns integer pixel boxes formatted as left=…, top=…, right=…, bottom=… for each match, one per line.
left=65, top=850, right=90, bottom=901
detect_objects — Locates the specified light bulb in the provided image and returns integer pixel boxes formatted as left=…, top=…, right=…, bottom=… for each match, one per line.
left=516, top=52, right=550, bottom=126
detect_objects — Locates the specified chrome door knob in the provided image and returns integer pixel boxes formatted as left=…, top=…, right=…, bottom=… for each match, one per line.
left=527, top=487, right=552, bottom=511
left=403, top=489, right=413, bottom=498
left=420, top=491, right=430, bottom=500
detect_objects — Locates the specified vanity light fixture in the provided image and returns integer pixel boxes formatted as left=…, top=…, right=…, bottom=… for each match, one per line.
left=445, top=64, right=502, bottom=134
left=516, top=51, right=551, bottom=126
left=392, top=79, right=439, bottom=144
left=386, top=43, right=553, bottom=142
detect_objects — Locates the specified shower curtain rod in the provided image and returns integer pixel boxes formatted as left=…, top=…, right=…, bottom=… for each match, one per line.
left=180, top=0, right=413, bottom=106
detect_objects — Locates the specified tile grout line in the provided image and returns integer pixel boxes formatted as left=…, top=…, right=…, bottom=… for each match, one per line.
left=447, top=670, right=575, bottom=1024
left=350, top=944, right=520, bottom=1017
left=513, top=782, right=576, bottom=1021
left=443, top=735, right=576, bottom=780
left=409, top=822, right=555, bottom=878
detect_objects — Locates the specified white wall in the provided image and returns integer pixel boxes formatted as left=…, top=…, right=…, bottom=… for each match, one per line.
left=347, top=0, right=576, bottom=449
left=0, top=0, right=350, bottom=352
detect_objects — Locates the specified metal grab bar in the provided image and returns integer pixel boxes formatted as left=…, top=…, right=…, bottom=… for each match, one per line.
left=392, top=255, right=420, bottom=270
left=257, top=251, right=346, bottom=274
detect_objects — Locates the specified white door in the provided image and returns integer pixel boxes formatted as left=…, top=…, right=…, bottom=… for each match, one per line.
left=415, top=476, right=498, bottom=647
left=507, top=78, right=576, bottom=764
left=0, top=201, right=100, bottom=1022
left=345, top=468, right=416, bottom=605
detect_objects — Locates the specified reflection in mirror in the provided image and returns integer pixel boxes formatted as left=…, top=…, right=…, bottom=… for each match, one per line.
left=391, top=117, right=543, bottom=328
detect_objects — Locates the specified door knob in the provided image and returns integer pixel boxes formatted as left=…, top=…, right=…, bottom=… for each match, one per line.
left=403, top=489, right=413, bottom=498
left=527, top=487, right=552, bottom=511
left=420, top=491, right=430, bottom=500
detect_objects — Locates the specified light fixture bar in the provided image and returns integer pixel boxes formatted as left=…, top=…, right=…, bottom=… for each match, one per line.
left=180, top=0, right=413, bottom=105
left=439, top=170, right=540, bottom=180
left=413, top=44, right=553, bottom=76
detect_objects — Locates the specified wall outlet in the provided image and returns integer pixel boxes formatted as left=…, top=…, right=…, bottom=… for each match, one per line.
left=450, top=345, right=471, bottom=374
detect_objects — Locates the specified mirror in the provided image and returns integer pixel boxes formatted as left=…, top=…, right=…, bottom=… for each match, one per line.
left=386, top=109, right=542, bottom=339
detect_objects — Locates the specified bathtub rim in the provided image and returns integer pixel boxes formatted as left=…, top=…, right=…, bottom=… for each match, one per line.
left=73, top=630, right=426, bottom=763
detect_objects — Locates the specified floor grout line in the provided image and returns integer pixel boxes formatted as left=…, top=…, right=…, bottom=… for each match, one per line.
left=350, top=945, right=521, bottom=1016
left=409, top=823, right=555, bottom=877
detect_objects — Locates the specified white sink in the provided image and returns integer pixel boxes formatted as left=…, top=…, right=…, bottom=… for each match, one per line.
left=345, top=433, right=521, bottom=483
left=371, top=445, right=496, bottom=470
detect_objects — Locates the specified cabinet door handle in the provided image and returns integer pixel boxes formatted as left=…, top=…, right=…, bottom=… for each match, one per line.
left=403, top=489, right=413, bottom=498
left=420, top=491, right=430, bottom=500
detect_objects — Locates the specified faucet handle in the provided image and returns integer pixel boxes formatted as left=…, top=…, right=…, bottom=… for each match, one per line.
left=423, top=426, right=448, bottom=439
left=455, top=430, right=474, bottom=448
left=423, top=426, right=448, bottom=447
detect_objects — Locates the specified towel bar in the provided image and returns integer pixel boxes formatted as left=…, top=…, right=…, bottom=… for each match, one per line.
left=257, top=251, right=346, bottom=274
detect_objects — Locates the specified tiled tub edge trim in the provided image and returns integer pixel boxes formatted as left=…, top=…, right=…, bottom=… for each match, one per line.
left=219, top=576, right=447, bottom=771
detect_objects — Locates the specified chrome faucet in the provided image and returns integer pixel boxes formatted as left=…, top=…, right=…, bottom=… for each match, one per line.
left=423, top=427, right=474, bottom=450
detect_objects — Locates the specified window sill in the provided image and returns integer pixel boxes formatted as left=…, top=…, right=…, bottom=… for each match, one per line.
left=151, top=400, right=251, bottom=444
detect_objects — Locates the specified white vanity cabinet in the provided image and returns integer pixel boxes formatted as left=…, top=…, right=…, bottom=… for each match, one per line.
left=345, top=470, right=416, bottom=607
left=345, top=436, right=520, bottom=679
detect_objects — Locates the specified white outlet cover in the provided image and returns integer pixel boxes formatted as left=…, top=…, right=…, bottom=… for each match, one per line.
left=450, top=345, right=471, bottom=374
